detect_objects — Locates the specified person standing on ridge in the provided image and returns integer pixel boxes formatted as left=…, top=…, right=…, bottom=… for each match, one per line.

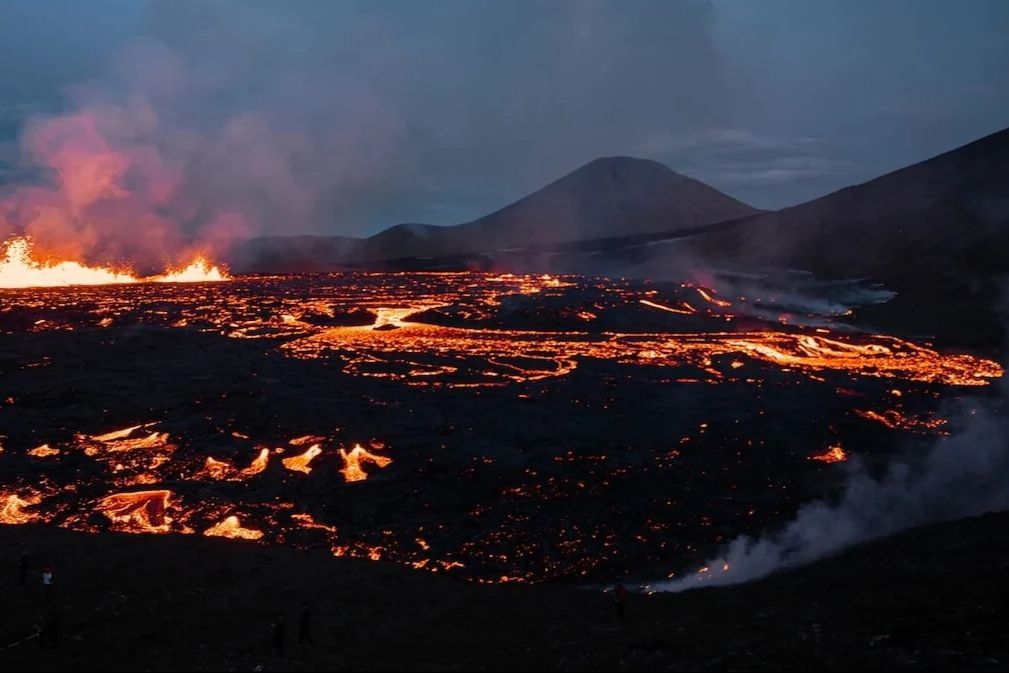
left=18, top=550, right=27, bottom=587
left=272, top=613, right=286, bottom=657
left=41, top=565, right=53, bottom=604
left=298, top=602, right=314, bottom=645
left=613, top=582, right=628, bottom=623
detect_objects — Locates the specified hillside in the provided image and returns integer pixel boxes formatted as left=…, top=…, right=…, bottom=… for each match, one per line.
left=230, top=157, right=758, bottom=271
left=689, top=127, right=1009, bottom=280
left=1, top=511, right=1007, bottom=671
left=356, top=156, right=759, bottom=260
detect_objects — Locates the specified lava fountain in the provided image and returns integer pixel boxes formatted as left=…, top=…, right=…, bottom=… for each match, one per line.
left=0, top=237, right=229, bottom=289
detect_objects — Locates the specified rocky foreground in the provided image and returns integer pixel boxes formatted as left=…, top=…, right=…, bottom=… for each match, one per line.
left=1, top=511, right=1007, bottom=672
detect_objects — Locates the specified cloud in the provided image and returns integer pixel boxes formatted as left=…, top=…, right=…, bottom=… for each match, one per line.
left=633, top=127, right=856, bottom=191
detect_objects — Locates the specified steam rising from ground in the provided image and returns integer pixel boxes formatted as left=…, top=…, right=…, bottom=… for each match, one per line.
left=654, top=372, right=1009, bottom=593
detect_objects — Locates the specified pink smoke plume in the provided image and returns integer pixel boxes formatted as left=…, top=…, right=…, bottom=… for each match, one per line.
left=0, top=98, right=251, bottom=271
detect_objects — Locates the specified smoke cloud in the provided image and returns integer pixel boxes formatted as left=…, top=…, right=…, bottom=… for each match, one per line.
left=653, top=368, right=1009, bottom=593
left=0, top=0, right=733, bottom=267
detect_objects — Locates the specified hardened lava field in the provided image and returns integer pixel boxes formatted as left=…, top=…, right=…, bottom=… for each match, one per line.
left=0, top=272, right=1001, bottom=582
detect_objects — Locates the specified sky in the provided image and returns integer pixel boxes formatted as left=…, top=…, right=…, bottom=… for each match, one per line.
left=0, top=0, right=1007, bottom=238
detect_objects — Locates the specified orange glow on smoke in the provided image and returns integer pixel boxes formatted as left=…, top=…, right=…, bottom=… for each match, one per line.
left=282, top=444, right=323, bottom=474
left=810, top=444, right=848, bottom=463
left=203, top=515, right=263, bottom=540
left=338, top=443, right=393, bottom=483
left=0, top=237, right=229, bottom=289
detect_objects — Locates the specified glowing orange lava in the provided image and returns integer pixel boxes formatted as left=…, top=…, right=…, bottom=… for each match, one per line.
left=27, top=444, right=60, bottom=457
left=0, top=492, right=43, bottom=524
left=197, top=448, right=270, bottom=481
left=810, top=444, right=848, bottom=463
left=0, top=237, right=229, bottom=289
left=282, top=444, right=323, bottom=474
left=203, top=515, right=263, bottom=540
left=339, top=443, right=393, bottom=483
left=97, top=490, right=173, bottom=533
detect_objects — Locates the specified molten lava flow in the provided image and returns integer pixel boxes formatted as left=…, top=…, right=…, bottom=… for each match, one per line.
left=695, top=287, right=732, bottom=308
left=810, top=444, right=848, bottom=463
left=0, top=236, right=229, bottom=289
left=197, top=457, right=235, bottom=481
left=76, top=425, right=174, bottom=460
left=241, top=448, right=271, bottom=477
left=282, top=444, right=323, bottom=474
left=27, top=444, right=60, bottom=457
left=639, top=299, right=695, bottom=315
left=92, top=423, right=155, bottom=442
left=338, top=444, right=393, bottom=483
left=197, top=448, right=270, bottom=481
left=0, top=492, right=43, bottom=524
left=98, top=490, right=173, bottom=533
left=203, top=515, right=264, bottom=540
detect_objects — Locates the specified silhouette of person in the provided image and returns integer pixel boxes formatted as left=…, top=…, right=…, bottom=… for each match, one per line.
left=298, top=602, right=313, bottom=645
left=613, top=582, right=628, bottom=623
left=18, top=551, right=27, bottom=587
left=41, top=565, right=53, bottom=604
left=272, top=613, right=286, bottom=656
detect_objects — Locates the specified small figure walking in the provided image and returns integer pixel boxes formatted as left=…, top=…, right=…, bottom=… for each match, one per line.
left=298, top=602, right=313, bottom=645
left=613, top=582, right=628, bottom=623
left=41, top=565, right=54, bottom=604
left=272, top=612, right=286, bottom=657
left=18, top=551, right=27, bottom=587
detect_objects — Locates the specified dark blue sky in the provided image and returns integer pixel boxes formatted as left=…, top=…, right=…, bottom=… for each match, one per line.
left=0, top=0, right=1007, bottom=236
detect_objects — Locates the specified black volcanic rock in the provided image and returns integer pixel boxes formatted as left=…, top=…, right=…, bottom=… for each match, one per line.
left=358, top=156, right=758, bottom=260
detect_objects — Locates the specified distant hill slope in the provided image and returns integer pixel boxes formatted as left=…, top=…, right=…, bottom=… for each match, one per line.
left=688, top=127, right=1009, bottom=281
left=358, top=156, right=759, bottom=260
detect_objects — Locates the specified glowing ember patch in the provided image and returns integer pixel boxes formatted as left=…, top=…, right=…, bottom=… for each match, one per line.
left=98, top=490, right=173, bottom=533
left=291, top=513, right=337, bottom=533
left=203, top=515, right=263, bottom=540
left=0, top=237, right=229, bottom=289
left=289, top=434, right=325, bottom=446
left=0, top=492, right=43, bottom=524
left=28, top=444, right=60, bottom=457
left=810, top=444, right=848, bottom=463
left=282, top=444, right=322, bottom=474
left=338, top=443, right=393, bottom=483
left=854, top=408, right=948, bottom=433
